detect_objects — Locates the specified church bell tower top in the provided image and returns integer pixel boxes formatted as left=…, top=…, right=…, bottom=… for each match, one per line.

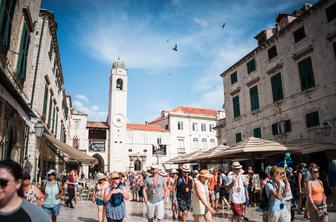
left=112, top=57, right=126, bottom=69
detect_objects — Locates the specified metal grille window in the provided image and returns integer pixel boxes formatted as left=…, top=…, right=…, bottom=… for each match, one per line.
left=235, top=133, right=242, bottom=143
left=306, top=111, right=320, bottom=128
left=326, top=2, right=336, bottom=22
left=0, top=0, right=16, bottom=53
left=253, top=128, right=262, bottom=138
left=233, top=95, right=240, bottom=118
left=298, top=57, right=315, bottom=90
left=293, top=26, right=306, bottom=43
left=231, top=71, right=238, bottom=84
left=249, top=86, right=260, bottom=111
left=17, top=22, right=30, bottom=81
left=268, top=45, right=277, bottom=60
left=271, top=73, right=284, bottom=102
left=247, top=59, right=256, bottom=74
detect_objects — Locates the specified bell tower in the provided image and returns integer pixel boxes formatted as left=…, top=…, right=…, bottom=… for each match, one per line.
left=107, top=58, right=128, bottom=171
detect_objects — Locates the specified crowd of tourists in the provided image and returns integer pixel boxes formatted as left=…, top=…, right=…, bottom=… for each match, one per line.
left=0, top=159, right=335, bottom=222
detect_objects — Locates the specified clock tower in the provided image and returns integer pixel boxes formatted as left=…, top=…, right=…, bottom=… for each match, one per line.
left=107, top=58, right=128, bottom=171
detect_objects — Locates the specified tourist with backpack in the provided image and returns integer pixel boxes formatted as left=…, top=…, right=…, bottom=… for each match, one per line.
left=218, top=169, right=230, bottom=209
left=225, top=162, right=247, bottom=222
left=173, top=164, right=193, bottom=222
left=104, top=172, right=129, bottom=222
left=265, top=166, right=290, bottom=222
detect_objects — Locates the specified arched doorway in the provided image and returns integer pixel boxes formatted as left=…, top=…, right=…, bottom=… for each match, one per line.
left=89, top=154, right=104, bottom=178
left=134, top=159, right=141, bottom=171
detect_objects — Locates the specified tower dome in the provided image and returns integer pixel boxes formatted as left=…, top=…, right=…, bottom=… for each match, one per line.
left=112, top=57, right=125, bottom=69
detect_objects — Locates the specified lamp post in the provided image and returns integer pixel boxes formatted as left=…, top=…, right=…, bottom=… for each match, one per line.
left=34, top=121, right=44, bottom=185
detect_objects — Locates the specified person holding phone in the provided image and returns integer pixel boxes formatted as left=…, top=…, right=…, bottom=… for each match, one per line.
left=265, top=166, right=290, bottom=222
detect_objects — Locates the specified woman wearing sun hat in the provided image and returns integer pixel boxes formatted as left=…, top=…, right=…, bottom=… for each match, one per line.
left=192, top=169, right=216, bottom=222
left=226, top=162, right=247, bottom=222
left=104, top=172, right=129, bottom=222
left=93, top=173, right=109, bottom=222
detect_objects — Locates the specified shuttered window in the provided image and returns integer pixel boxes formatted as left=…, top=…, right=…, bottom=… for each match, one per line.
left=235, top=133, right=242, bottom=143
left=48, top=95, right=52, bottom=126
left=0, top=0, right=16, bottom=53
left=306, top=111, right=320, bottom=128
left=42, top=85, right=48, bottom=116
left=268, top=45, right=277, bottom=60
left=52, top=106, right=55, bottom=133
left=232, top=95, right=240, bottom=118
left=247, top=59, right=256, bottom=74
left=293, top=26, right=306, bottom=43
left=298, top=57, right=315, bottom=90
left=326, top=3, right=336, bottom=22
left=253, top=128, right=262, bottom=138
left=16, top=22, right=30, bottom=81
left=231, top=71, right=238, bottom=84
left=55, top=113, right=58, bottom=135
left=250, top=86, right=259, bottom=111
left=271, top=73, right=284, bottom=102
left=49, top=39, right=53, bottom=59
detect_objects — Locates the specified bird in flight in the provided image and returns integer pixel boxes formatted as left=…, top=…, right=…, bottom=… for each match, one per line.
left=172, top=44, right=178, bottom=51
left=222, top=23, right=226, bottom=29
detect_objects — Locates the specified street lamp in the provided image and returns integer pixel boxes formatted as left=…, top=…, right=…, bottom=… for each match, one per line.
left=322, top=121, right=332, bottom=136
left=34, top=121, right=44, bottom=185
left=34, top=121, right=44, bottom=138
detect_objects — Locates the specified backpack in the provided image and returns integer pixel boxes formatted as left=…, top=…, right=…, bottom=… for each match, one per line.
left=109, top=183, right=124, bottom=207
left=259, top=181, right=271, bottom=211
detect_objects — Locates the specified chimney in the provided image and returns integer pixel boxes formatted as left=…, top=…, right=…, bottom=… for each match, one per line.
left=276, top=13, right=297, bottom=30
left=254, top=28, right=276, bottom=46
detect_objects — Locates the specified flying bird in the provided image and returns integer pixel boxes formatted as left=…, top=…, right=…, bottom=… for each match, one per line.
left=222, top=23, right=226, bottom=29
left=172, top=44, right=178, bottom=51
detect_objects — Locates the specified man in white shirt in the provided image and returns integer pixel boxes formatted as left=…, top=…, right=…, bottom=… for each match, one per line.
left=225, top=162, right=246, bottom=222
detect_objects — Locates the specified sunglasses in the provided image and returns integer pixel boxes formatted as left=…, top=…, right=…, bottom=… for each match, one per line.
left=48, top=173, right=56, bottom=177
left=312, top=171, right=319, bottom=173
left=0, top=178, right=10, bottom=189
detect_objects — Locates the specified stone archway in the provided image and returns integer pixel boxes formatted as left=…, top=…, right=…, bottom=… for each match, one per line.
left=134, top=159, right=141, bottom=171
left=90, top=153, right=105, bottom=176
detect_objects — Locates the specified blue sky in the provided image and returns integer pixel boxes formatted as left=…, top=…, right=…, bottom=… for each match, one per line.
left=41, top=0, right=317, bottom=123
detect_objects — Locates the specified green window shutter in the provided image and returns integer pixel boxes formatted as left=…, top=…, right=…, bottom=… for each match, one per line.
left=268, top=46, right=277, bottom=60
left=55, top=113, right=58, bottom=135
left=253, top=128, right=262, bottom=138
left=325, top=3, right=336, bottom=23
left=17, top=23, right=30, bottom=81
left=272, top=123, right=278, bottom=135
left=271, top=73, right=284, bottom=102
left=235, top=133, right=242, bottom=143
left=42, top=85, right=49, bottom=116
left=0, top=0, right=16, bottom=52
left=306, top=111, right=320, bottom=128
left=231, top=71, right=237, bottom=84
left=298, top=57, right=315, bottom=90
left=48, top=95, right=52, bottom=126
left=52, top=106, right=55, bottom=133
left=247, top=59, right=256, bottom=74
left=233, top=95, right=240, bottom=118
left=285, top=120, right=291, bottom=132
left=293, top=26, right=306, bottom=43
left=250, top=86, right=259, bottom=111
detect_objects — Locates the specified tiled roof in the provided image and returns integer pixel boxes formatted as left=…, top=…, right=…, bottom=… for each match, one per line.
left=87, top=121, right=109, bottom=129
left=149, top=116, right=168, bottom=124
left=127, top=123, right=167, bottom=132
left=171, top=106, right=217, bottom=117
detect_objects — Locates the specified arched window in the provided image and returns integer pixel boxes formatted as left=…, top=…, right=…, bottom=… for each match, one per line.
left=116, top=79, right=123, bottom=90
left=193, top=138, right=199, bottom=149
left=73, top=136, right=80, bottom=149
left=202, top=138, right=207, bottom=149
left=210, top=138, right=216, bottom=148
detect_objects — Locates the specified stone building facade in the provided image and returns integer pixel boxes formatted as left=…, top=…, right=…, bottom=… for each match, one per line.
left=0, top=0, right=41, bottom=163
left=220, top=1, right=336, bottom=163
left=25, top=9, right=72, bottom=180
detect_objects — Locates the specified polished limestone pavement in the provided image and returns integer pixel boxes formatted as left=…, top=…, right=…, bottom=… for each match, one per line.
left=58, top=199, right=335, bottom=222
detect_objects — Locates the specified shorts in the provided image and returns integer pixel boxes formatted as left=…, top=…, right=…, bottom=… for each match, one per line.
left=209, top=190, right=216, bottom=201
left=147, top=200, right=164, bottom=220
left=96, top=198, right=105, bottom=206
left=43, top=204, right=61, bottom=216
left=74, top=184, right=78, bottom=190
left=220, top=188, right=227, bottom=199
left=177, top=197, right=192, bottom=212
left=231, top=203, right=245, bottom=217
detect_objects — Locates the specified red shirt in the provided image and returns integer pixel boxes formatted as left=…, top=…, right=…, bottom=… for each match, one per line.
left=67, top=175, right=74, bottom=189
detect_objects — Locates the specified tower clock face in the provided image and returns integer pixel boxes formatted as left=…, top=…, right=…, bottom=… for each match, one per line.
left=113, top=114, right=125, bottom=127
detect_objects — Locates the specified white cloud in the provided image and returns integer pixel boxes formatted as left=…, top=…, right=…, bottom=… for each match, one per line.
left=73, top=97, right=107, bottom=121
left=193, top=17, right=208, bottom=28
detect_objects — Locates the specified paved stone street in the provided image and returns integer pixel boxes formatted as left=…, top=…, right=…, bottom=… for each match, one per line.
left=58, top=200, right=336, bottom=222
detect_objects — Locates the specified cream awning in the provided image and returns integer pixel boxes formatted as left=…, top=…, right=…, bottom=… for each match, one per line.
left=44, top=133, right=98, bottom=165
left=285, top=139, right=336, bottom=155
